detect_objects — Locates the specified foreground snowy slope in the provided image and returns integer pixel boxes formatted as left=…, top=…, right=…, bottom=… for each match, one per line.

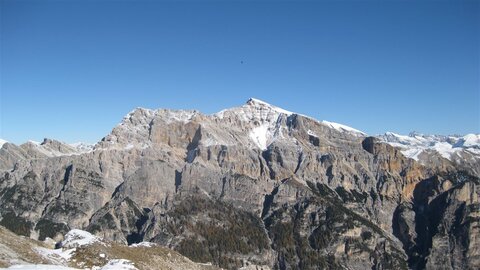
left=0, top=225, right=218, bottom=270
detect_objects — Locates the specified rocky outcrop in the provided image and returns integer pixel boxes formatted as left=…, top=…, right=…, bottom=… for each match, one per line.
left=0, top=98, right=478, bottom=269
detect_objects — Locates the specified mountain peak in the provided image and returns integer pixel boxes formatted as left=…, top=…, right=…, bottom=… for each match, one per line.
left=246, top=97, right=270, bottom=106
left=244, top=97, right=293, bottom=115
left=0, top=139, right=7, bottom=148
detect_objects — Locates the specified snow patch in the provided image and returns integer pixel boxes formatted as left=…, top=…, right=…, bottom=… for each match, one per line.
left=0, top=138, right=7, bottom=148
left=129, top=242, right=156, bottom=248
left=95, top=259, right=138, bottom=270
left=455, top=134, right=480, bottom=148
left=433, top=141, right=456, bottom=160
left=35, top=247, right=75, bottom=264
left=60, top=229, right=100, bottom=249
left=307, top=130, right=318, bottom=137
left=400, top=148, right=425, bottom=161
left=321, top=121, right=366, bottom=135
left=249, top=124, right=270, bottom=150
left=4, top=265, right=79, bottom=270
left=6, top=260, right=138, bottom=270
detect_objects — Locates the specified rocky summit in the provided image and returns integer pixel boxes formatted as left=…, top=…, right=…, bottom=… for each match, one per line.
left=0, top=98, right=479, bottom=270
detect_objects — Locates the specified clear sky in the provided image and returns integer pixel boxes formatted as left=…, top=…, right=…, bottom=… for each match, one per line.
left=1, top=0, right=479, bottom=144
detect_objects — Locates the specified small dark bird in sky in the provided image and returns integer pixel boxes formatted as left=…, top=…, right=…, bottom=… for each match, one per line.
left=240, top=61, right=244, bottom=64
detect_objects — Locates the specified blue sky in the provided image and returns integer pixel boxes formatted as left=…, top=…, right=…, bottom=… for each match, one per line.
left=1, top=0, right=478, bottom=144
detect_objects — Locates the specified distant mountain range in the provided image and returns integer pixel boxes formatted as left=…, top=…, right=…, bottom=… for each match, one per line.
left=3, top=98, right=478, bottom=166
left=0, top=98, right=478, bottom=270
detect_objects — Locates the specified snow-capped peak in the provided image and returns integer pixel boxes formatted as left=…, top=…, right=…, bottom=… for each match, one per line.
left=240, top=98, right=366, bottom=136
left=214, top=97, right=291, bottom=123
left=0, top=139, right=8, bottom=148
left=245, top=98, right=293, bottom=115
left=27, top=140, right=41, bottom=145
left=455, top=134, right=480, bottom=148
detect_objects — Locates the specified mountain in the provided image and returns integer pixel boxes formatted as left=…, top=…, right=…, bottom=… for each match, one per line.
left=0, top=98, right=478, bottom=270
left=379, top=132, right=480, bottom=175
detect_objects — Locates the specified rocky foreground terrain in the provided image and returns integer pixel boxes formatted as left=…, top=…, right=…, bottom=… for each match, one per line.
left=0, top=225, right=218, bottom=269
left=0, top=98, right=479, bottom=270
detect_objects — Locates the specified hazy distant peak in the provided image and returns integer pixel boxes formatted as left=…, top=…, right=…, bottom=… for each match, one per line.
left=379, top=132, right=480, bottom=162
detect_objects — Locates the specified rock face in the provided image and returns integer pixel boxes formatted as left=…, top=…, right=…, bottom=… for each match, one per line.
left=0, top=98, right=478, bottom=270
